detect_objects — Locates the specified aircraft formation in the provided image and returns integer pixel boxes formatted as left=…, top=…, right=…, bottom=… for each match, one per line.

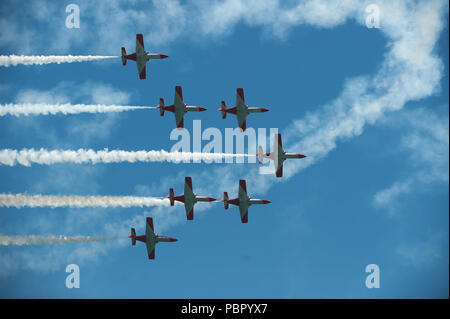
left=2, top=33, right=307, bottom=260
left=121, top=34, right=307, bottom=259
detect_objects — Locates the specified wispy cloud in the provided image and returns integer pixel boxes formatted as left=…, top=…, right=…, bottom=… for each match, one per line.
left=397, top=233, right=448, bottom=268
left=373, top=107, right=449, bottom=212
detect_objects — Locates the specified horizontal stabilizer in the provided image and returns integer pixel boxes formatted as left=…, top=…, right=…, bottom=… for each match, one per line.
left=257, top=146, right=264, bottom=164
left=129, top=227, right=136, bottom=245
left=121, top=47, right=127, bottom=66
left=159, top=98, right=165, bottom=116
left=168, top=188, right=175, bottom=206
left=220, top=101, right=227, bottom=119
left=222, top=192, right=229, bottom=210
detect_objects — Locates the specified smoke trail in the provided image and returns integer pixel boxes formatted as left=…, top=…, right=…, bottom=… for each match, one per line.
left=0, top=194, right=173, bottom=208
left=0, top=148, right=255, bottom=166
left=0, top=234, right=120, bottom=246
left=0, top=103, right=156, bottom=116
left=0, top=55, right=118, bottom=67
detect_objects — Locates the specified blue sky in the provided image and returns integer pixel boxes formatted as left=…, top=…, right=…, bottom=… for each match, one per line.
left=0, top=0, right=448, bottom=298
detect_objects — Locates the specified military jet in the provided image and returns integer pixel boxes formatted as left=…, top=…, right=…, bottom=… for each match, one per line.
left=221, top=180, right=271, bottom=223
left=167, top=176, right=216, bottom=220
left=257, top=133, right=306, bottom=178
left=128, top=217, right=177, bottom=259
left=121, top=34, right=168, bottom=79
left=219, top=88, right=269, bottom=132
left=157, top=86, right=207, bottom=129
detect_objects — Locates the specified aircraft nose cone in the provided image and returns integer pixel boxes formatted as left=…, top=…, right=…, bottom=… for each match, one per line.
left=199, top=107, right=207, bottom=111
left=298, top=154, right=306, bottom=158
left=128, top=234, right=132, bottom=238
left=160, top=54, right=168, bottom=59
left=207, top=197, right=216, bottom=202
left=169, top=237, right=178, bottom=242
left=262, top=199, right=271, bottom=204
left=261, top=108, right=269, bottom=112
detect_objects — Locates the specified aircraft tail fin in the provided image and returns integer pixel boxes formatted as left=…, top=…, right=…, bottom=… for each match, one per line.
left=121, top=47, right=127, bottom=66
left=129, top=228, right=136, bottom=246
left=158, top=98, right=165, bottom=116
left=168, top=188, right=175, bottom=206
left=220, top=101, right=227, bottom=119
left=222, top=192, right=229, bottom=210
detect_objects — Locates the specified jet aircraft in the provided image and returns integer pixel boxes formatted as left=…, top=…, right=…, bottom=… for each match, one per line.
left=129, top=217, right=177, bottom=259
left=121, top=33, right=168, bottom=79
left=257, top=133, right=306, bottom=177
left=167, top=176, right=216, bottom=220
left=221, top=180, right=271, bottom=223
left=158, top=86, right=207, bottom=129
left=219, top=88, right=269, bottom=131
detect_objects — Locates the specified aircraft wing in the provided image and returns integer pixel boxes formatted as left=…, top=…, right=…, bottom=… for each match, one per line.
left=239, top=203, right=249, bottom=223
left=274, top=134, right=284, bottom=177
left=238, top=180, right=249, bottom=222
left=184, top=201, right=194, bottom=220
left=136, top=34, right=145, bottom=57
left=275, top=165, right=283, bottom=178
left=184, top=177, right=195, bottom=220
left=145, top=217, right=156, bottom=259
left=174, top=86, right=185, bottom=128
left=137, top=64, right=146, bottom=79
left=237, top=112, right=247, bottom=131
left=235, top=89, right=247, bottom=130
left=175, top=110, right=184, bottom=128
left=174, top=86, right=184, bottom=109
left=238, top=179, right=247, bottom=199
left=136, top=34, right=147, bottom=79
left=236, top=88, right=246, bottom=109
left=146, top=238, right=155, bottom=259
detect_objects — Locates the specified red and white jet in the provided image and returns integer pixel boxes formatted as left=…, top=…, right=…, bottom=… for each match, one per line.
left=121, top=34, right=168, bottom=79
left=219, top=88, right=269, bottom=132
left=157, top=86, right=207, bottom=129
left=167, top=176, right=216, bottom=220
left=128, top=217, right=177, bottom=260
left=257, top=133, right=306, bottom=178
left=221, top=180, right=271, bottom=223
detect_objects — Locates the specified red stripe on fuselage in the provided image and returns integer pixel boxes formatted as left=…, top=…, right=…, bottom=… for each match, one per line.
left=125, top=53, right=136, bottom=61
left=163, top=105, right=175, bottom=113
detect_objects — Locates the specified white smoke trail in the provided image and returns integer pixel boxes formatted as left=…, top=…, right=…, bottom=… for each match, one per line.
left=0, top=148, right=255, bottom=166
left=0, top=55, right=118, bottom=67
left=0, top=234, right=120, bottom=246
left=0, top=103, right=156, bottom=116
left=0, top=194, right=172, bottom=208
